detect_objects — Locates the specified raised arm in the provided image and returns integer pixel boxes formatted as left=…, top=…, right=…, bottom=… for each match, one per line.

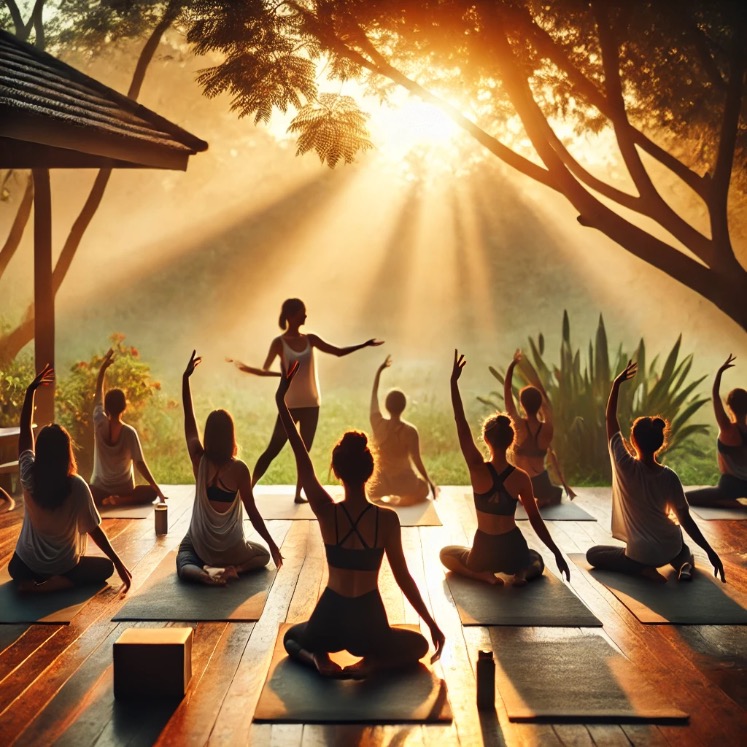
left=383, top=512, right=444, bottom=662
left=95, top=348, right=114, bottom=407
left=516, top=471, right=570, bottom=580
left=370, top=355, right=391, bottom=421
left=712, top=355, right=736, bottom=438
left=410, top=429, right=437, bottom=499
left=606, top=361, right=637, bottom=441
left=309, top=333, right=384, bottom=358
left=503, top=349, right=522, bottom=422
left=236, top=462, right=283, bottom=569
left=228, top=339, right=283, bottom=377
left=275, top=364, right=331, bottom=513
left=19, top=365, right=54, bottom=455
left=182, top=351, right=204, bottom=475
left=451, top=350, right=484, bottom=468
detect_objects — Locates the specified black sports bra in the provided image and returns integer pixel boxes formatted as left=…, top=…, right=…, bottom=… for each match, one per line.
left=474, top=463, right=518, bottom=516
left=325, top=503, right=384, bottom=572
left=514, top=422, right=547, bottom=458
left=206, top=473, right=237, bottom=503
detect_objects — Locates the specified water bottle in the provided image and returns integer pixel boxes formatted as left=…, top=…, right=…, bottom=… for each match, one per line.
left=476, top=650, right=495, bottom=710
left=155, top=503, right=168, bottom=535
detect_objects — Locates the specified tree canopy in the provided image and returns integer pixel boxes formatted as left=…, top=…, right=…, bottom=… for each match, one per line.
left=184, top=0, right=747, bottom=330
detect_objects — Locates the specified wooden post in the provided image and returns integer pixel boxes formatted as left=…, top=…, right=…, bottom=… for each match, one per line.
left=32, top=168, right=54, bottom=426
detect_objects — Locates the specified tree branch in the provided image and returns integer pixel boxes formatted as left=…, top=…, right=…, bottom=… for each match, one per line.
left=0, top=174, right=33, bottom=277
left=3, top=0, right=25, bottom=38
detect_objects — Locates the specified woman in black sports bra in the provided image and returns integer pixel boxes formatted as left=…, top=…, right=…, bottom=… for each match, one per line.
left=440, top=351, right=570, bottom=586
left=276, top=364, right=445, bottom=679
left=504, top=349, right=575, bottom=506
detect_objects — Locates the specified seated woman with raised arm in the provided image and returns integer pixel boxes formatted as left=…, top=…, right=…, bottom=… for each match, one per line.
left=504, top=349, right=574, bottom=506
left=440, top=351, right=570, bottom=587
left=276, top=363, right=444, bottom=679
left=587, top=361, right=725, bottom=583
left=8, top=366, right=131, bottom=593
left=686, top=355, right=747, bottom=509
left=177, top=352, right=282, bottom=586
left=367, top=355, right=436, bottom=503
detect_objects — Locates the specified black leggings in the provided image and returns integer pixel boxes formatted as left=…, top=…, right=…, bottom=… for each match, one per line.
left=253, top=407, right=319, bottom=488
left=531, top=470, right=562, bottom=506
left=8, top=551, right=114, bottom=586
left=284, top=587, right=428, bottom=664
left=586, top=543, right=692, bottom=575
left=686, top=474, right=747, bottom=508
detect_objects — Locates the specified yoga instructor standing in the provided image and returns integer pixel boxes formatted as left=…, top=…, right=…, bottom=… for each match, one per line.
left=232, top=298, right=383, bottom=503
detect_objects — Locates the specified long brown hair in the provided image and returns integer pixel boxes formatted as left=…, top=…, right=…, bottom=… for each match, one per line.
left=31, top=424, right=77, bottom=509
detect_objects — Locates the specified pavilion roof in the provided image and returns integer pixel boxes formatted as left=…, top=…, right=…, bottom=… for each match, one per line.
left=0, top=28, right=208, bottom=170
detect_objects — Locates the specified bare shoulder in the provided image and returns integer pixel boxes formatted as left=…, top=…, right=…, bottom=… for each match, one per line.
left=506, top=464, right=531, bottom=492
left=377, top=504, right=401, bottom=532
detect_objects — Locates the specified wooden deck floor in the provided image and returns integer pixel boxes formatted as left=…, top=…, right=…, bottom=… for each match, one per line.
left=0, top=486, right=745, bottom=747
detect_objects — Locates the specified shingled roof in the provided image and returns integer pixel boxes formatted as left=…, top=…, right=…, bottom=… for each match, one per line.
left=0, top=28, right=208, bottom=170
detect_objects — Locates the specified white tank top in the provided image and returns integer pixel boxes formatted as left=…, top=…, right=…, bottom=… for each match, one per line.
left=280, top=336, right=320, bottom=408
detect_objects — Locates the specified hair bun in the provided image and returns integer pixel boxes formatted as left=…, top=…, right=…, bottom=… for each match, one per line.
left=652, top=417, right=666, bottom=431
left=339, top=431, right=368, bottom=452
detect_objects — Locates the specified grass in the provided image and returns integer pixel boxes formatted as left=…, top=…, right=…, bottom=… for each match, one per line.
left=142, top=387, right=721, bottom=489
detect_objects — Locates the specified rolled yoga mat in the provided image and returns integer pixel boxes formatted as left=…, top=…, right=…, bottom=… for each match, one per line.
left=113, top=550, right=277, bottom=622
left=444, top=568, right=602, bottom=626
left=492, top=629, right=688, bottom=723
left=253, top=623, right=453, bottom=723
left=570, top=554, right=747, bottom=624
left=0, top=565, right=105, bottom=624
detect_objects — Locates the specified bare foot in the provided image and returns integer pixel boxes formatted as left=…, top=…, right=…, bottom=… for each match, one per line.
left=640, top=567, right=668, bottom=584
left=102, top=495, right=118, bottom=507
left=313, top=653, right=347, bottom=678
left=512, top=572, right=528, bottom=587
left=221, top=566, right=240, bottom=582
left=198, top=571, right=227, bottom=587
left=18, top=575, right=74, bottom=593
left=677, top=562, right=694, bottom=582
left=294, top=495, right=309, bottom=504
left=477, top=571, right=504, bottom=586
left=342, top=658, right=375, bottom=680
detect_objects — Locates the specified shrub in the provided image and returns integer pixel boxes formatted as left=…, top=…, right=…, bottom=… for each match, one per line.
left=479, top=312, right=710, bottom=484
left=0, top=350, right=35, bottom=427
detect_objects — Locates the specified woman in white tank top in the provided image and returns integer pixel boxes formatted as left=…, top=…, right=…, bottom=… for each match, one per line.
left=230, top=298, right=383, bottom=503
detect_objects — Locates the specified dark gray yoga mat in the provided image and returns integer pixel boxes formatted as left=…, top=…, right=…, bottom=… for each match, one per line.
left=254, top=623, right=452, bottom=723
left=515, top=501, right=596, bottom=521
left=444, top=569, right=602, bottom=626
left=100, top=503, right=154, bottom=519
left=690, top=505, right=747, bottom=521
left=0, top=565, right=105, bottom=624
left=113, top=550, right=277, bottom=622
left=570, top=554, right=747, bottom=624
left=494, top=630, right=688, bottom=723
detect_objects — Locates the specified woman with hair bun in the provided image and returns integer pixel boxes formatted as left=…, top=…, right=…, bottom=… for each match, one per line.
left=440, top=351, right=570, bottom=586
left=504, top=349, right=575, bottom=506
left=276, top=364, right=444, bottom=679
left=586, top=361, right=725, bottom=583
left=231, top=298, right=382, bottom=503
left=686, top=355, right=747, bottom=509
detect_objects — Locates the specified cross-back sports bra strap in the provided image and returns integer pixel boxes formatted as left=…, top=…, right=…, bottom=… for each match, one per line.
left=336, top=503, right=374, bottom=548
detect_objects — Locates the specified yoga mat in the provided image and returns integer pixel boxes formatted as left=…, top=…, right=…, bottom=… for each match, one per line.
left=0, top=565, right=105, bottom=624
left=113, top=550, right=276, bottom=622
left=100, top=503, right=154, bottom=519
left=444, top=569, right=601, bottom=627
left=515, top=501, right=596, bottom=522
left=254, top=623, right=452, bottom=723
left=691, top=506, right=747, bottom=521
left=570, top=554, right=747, bottom=624
left=251, top=493, right=442, bottom=526
left=494, top=631, right=688, bottom=723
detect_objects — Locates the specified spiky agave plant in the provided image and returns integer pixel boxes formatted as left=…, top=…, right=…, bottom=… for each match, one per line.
left=479, top=312, right=709, bottom=484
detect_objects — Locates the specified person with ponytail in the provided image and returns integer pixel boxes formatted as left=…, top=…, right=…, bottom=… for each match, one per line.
left=177, top=351, right=282, bottom=586
left=276, top=363, right=444, bottom=679
left=229, top=298, right=383, bottom=503
left=8, top=366, right=132, bottom=592
left=686, top=355, right=747, bottom=509
left=587, top=361, right=725, bottom=583
left=440, top=351, right=570, bottom=586
left=504, top=349, right=575, bottom=506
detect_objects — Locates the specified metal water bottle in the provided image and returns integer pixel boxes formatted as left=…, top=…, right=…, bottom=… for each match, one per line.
left=155, top=503, right=168, bottom=535
left=476, top=650, right=495, bottom=710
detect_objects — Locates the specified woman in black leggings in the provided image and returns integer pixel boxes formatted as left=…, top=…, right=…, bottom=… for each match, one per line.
left=276, top=364, right=444, bottom=678
left=230, top=298, right=382, bottom=503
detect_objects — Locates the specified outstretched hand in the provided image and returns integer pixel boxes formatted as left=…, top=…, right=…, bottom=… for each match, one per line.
left=451, top=349, right=466, bottom=382
left=512, top=348, right=522, bottom=365
left=717, top=354, right=736, bottom=374
left=366, top=339, right=385, bottom=348
left=709, top=549, right=726, bottom=583
left=29, top=364, right=54, bottom=392
left=100, top=348, right=115, bottom=371
left=378, top=354, right=392, bottom=373
left=184, top=350, right=202, bottom=378
left=613, top=360, right=637, bottom=387
left=276, top=360, right=300, bottom=398
left=556, top=553, right=571, bottom=581
left=429, top=622, right=445, bottom=663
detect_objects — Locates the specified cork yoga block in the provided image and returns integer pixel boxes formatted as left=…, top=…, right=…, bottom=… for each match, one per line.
left=113, top=627, right=193, bottom=699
